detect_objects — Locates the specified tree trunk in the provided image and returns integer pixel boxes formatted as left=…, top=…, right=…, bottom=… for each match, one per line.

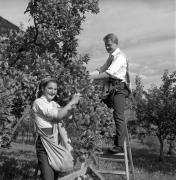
left=168, top=139, right=175, bottom=155
left=159, top=137, right=164, bottom=161
left=27, top=131, right=29, bottom=143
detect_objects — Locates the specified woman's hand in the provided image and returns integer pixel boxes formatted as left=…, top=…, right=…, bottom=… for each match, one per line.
left=56, top=93, right=82, bottom=119
left=70, top=93, right=81, bottom=105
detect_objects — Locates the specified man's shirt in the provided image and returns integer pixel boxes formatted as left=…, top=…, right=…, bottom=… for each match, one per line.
left=98, top=48, right=127, bottom=82
left=97, top=48, right=131, bottom=93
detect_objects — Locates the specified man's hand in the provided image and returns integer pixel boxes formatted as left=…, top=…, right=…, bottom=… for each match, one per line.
left=89, top=70, right=99, bottom=82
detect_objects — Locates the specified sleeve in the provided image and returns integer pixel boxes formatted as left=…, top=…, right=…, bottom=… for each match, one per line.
left=106, top=54, right=127, bottom=79
left=32, top=100, right=60, bottom=121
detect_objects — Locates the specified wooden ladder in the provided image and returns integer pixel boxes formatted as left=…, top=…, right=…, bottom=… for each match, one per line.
left=96, top=127, right=135, bottom=180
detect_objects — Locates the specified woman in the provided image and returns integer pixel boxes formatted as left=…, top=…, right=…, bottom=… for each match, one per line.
left=32, top=77, right=81, bottom=180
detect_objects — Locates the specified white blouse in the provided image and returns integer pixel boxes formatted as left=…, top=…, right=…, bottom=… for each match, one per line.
left=32, top=96, right=61, bottom=129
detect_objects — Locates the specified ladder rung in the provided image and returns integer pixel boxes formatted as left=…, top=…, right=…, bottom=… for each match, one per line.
left=98, top=169, right=126, bottom=175
left=95, top=152, right=124, bottom=156
left=98, top=157, right=125, bottom=162
left=111, top=153, right=124, bottom=156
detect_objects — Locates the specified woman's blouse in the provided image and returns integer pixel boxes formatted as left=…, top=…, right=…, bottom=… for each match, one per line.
left=32, top=95, right=61, bottom=129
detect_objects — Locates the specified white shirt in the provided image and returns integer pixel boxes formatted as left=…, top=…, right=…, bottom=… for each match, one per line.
left=32, top=96, right=61, bottom=129
left=98, top=48, right=127, bottom=83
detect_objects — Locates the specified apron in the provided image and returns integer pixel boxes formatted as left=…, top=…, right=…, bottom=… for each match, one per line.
left=37, top=123, right=74, bottom=172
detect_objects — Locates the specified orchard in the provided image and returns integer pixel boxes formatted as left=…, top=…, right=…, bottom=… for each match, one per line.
left=1, top=3, right=176, bottom=179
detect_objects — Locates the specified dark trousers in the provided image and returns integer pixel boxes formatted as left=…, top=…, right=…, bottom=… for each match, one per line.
left=113, top=93, right=126, bottom=147
left=110, top=81, right=129, bottom=147
left=36, top=137, right=58, bottom=180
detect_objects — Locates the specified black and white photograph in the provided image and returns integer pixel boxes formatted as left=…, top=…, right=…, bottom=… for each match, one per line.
left=0, top=0, right=175, bottom=179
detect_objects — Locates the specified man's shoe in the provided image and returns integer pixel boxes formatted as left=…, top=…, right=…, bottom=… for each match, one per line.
left=108, top=146, right=124, bottom=154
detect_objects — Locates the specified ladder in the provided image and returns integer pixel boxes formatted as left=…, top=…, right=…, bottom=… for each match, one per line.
left=95, top=125, right=135, bottom=180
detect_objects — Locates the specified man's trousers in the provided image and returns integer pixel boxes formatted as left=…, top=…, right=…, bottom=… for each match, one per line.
left=110, top=81, right=129, bottom=147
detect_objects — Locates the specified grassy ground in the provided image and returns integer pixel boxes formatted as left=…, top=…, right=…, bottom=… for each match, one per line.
left=0, top=139, right=176, bottom=180
left=0, top=143, right=36, bottom=180
left=131, top=139, right=176, bottom=180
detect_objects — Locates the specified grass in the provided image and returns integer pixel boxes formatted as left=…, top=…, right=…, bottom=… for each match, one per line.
left=131, top=139, right=176, bottom=180
left=0, top=143, right=37, bottom=180
left=0, top=139, right=176, bottom=180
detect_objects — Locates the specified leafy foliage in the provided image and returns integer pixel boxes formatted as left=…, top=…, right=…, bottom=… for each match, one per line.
left=133, top=71, right=176, bottom=160
left=0, top=0, right=117, bottom=162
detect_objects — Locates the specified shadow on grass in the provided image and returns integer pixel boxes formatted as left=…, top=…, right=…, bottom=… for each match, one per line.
left=132, top=147, right=176, bottom=174
left=0, top=151, right=37, bottom=180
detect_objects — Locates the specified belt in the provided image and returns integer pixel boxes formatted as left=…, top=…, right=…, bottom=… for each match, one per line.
left=41, top=128, right=53, bottom=135
left=109, top=78, right=123, bottom=86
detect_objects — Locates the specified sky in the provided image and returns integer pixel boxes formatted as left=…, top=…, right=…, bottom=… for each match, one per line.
left=0, top=0, right=175, bottom=90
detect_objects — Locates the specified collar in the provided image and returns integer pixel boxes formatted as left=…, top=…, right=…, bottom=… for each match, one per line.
left=111, top=48, right=120, bottom=57
left=40, top=95, right=51, bottom=103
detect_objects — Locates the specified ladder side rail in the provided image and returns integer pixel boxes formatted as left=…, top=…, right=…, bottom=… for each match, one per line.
left=125, top=118, right=135, bottom=180
left=124, top=138, right=130, bottom=180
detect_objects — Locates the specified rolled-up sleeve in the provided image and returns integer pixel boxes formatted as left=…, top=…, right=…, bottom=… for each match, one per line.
left=106, top=54, right=127, bottom=80
left=32, top=100, right=60, bottom=121
left=97, top=55, right=113, bottom=73
left=97, top=60, right=109, bottom=73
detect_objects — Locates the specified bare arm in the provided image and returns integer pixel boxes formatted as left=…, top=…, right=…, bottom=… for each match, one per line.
left=57, top=94, right=80, bottom=119
left=32, top=94, right=81, bottom=121
left=90, top=72, right=109, bottom=80
left=89, top=70, right=109, bottom=81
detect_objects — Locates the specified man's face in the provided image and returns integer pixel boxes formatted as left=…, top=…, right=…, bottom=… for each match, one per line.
left=105, top=40, right=118, bottom=54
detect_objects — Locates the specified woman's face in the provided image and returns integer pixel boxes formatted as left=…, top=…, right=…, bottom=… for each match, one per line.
left=42, top=81, right=57, bottom=101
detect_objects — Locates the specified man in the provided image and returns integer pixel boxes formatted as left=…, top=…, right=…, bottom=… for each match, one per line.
left=90, top=33, right=131, bottom=153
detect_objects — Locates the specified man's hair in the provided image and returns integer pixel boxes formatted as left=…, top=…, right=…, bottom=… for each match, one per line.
left=103, top=33, right=118, bottom=45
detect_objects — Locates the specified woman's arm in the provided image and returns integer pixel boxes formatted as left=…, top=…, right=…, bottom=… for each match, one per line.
left=32, top=94, right=81, bottom=121
left=56, top=94, right=80, bottom=119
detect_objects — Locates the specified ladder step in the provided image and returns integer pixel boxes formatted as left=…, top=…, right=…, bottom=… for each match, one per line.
left=96, top=153, right=125, bottom=159
left=110, top=153, right=124, bottom=156
left=98, top=157, right=125, bottom=162
left=95, top=152, right=124, bottom=156
left=98, top=169, right=126, bottom=175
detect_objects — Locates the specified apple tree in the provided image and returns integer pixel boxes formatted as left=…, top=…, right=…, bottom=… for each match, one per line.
left=0, top=0, right=114, bottom=162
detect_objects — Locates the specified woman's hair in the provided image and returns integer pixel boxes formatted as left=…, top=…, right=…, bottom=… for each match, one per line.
left=103, top=33, right=118, bottom=45
left=36, top=77, right=58, bottom=98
